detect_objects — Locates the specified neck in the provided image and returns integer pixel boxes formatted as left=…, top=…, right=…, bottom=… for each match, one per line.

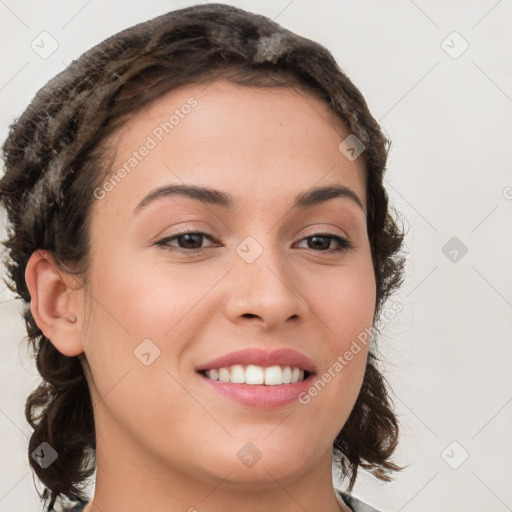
left=81, top=409, right=349, bottom=512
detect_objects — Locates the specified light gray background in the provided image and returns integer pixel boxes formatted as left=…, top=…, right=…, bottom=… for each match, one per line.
left=1, top=1, right=511, bottom=511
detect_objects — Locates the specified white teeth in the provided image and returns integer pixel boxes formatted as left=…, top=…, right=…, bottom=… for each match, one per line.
left=204, top=364, right=308, bottom=385
left=264, top=365, right=283, bottom=385
left=245, top=364, right=264, bottom=384
left=218, top=367, right=230, bottom=382
left=230, top=364, right=245, bottom=383
left=282, top=366, right=292, bottom=384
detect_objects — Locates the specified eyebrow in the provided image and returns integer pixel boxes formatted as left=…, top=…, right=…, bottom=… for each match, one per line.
left=133, top=183, right=364, bottom=214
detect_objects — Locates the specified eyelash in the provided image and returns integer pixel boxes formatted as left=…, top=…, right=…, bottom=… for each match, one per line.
left=154, top=229, right=353, bottom=254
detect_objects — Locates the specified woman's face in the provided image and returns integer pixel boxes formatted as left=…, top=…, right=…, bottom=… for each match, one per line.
left=77, top=80, right=375, bottom=488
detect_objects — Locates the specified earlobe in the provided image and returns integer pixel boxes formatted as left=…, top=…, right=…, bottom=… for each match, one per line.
left=25, top=249, right=84, bottom=357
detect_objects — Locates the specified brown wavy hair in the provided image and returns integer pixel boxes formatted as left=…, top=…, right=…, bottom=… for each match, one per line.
left=0, top=3, right=405, bottom=510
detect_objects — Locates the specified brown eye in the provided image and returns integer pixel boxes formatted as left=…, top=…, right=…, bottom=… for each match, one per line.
left=174, top=233, right=205, bottom=250
left=296, top=234, right=353, bottom=253
left=155, top=231, right=219, bottom=252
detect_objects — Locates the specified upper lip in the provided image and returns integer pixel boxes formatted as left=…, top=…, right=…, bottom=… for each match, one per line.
left=196, top=348, right=317, bottom=374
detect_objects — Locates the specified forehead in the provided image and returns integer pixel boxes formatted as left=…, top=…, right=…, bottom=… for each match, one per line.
left=94, top=79, right=366, bottom=220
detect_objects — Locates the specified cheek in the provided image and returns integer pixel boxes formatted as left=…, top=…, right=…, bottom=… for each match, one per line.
left=296, top=260, right=376, bottom=430
left=328, top=263, right=376, bottom=382
left=309, top=259, right=376, bottom=347
left=80, top=250, right=217, bottom=399
left=79, top=257, right=195, bottom=432
left=85, top=247, right=195, bottom=337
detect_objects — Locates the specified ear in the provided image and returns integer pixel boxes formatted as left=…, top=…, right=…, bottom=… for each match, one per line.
left=25, top=249, right=84, bottom=357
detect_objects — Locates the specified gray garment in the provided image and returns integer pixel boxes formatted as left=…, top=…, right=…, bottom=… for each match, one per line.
left=336, top=488, right=382, bottom=512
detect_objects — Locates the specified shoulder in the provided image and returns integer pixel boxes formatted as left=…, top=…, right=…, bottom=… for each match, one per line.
left=335, top=487, right=383, bottom=512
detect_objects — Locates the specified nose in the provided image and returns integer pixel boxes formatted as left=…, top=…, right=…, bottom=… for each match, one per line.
left=222, top=239, right=310, bottom=330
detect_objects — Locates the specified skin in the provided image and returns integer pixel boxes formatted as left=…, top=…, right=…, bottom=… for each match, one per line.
left=25, top=80, right=376, bottom=512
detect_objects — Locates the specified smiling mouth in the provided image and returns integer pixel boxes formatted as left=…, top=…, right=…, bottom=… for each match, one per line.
left=197, top=364, right=311, bottom=385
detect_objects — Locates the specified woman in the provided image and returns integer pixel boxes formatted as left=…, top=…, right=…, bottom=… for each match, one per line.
left=0, top=3, right=405, bottom=511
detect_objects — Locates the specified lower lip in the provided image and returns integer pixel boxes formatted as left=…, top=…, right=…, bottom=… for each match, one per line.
left=197, top=372, right=315, bottom=408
